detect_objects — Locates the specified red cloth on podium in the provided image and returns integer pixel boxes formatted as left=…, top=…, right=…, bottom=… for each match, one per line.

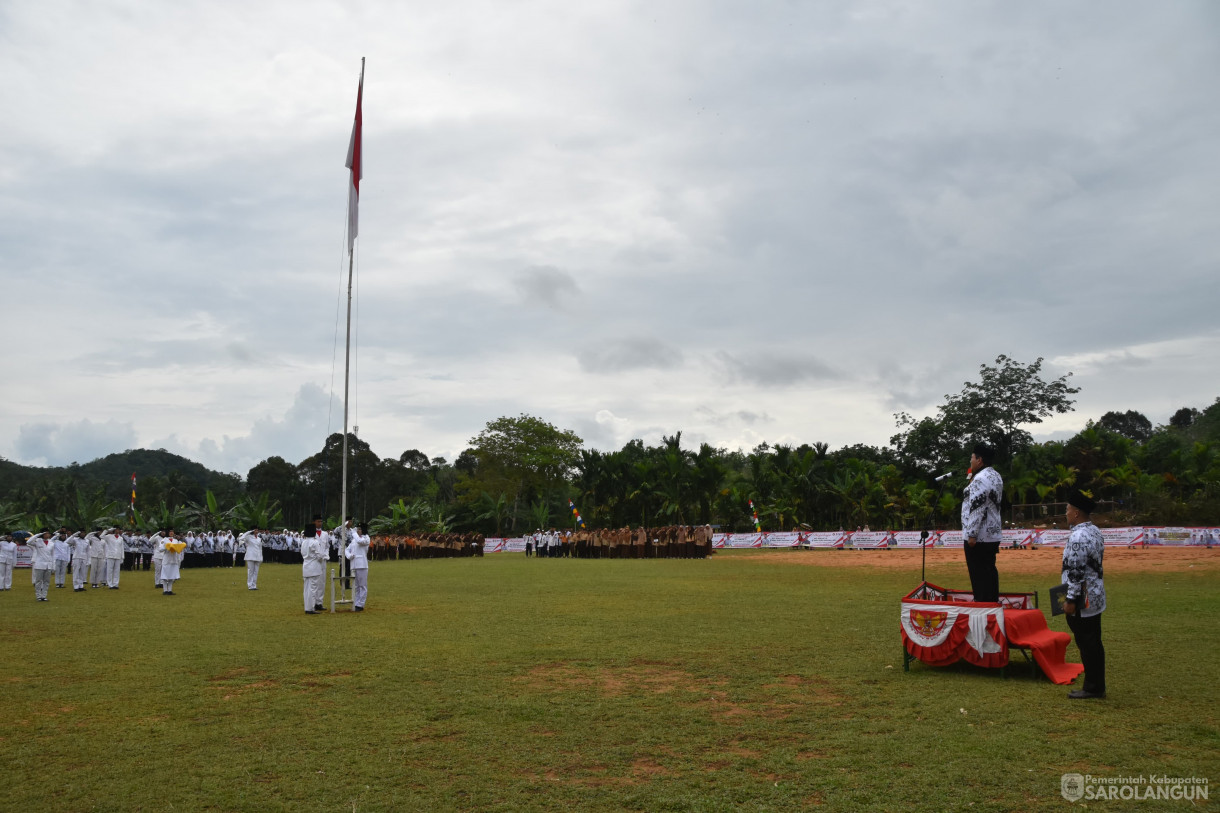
left=1004, top=609, right=1084, bottom=685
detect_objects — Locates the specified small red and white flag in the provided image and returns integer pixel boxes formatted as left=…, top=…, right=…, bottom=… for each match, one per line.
left=345, top=59, right=364, bottom=255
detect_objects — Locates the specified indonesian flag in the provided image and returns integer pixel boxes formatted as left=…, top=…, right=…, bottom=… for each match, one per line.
left=345, top=61, right=364, bottom=254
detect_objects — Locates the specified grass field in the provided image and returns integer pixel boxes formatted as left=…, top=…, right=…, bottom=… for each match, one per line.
left=3, top=550, right=1217, bottom=812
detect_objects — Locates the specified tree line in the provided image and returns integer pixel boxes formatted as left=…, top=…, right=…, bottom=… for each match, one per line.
left=2, top=357, right=1217, bottom=535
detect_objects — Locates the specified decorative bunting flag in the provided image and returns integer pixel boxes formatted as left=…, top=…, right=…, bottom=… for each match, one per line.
left=568, top=499, right=585, bottom=529
left=748, top=499, right=761, bottom=532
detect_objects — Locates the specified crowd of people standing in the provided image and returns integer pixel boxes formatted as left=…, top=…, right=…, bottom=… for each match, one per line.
left=523, top=525, right=715, bottom=559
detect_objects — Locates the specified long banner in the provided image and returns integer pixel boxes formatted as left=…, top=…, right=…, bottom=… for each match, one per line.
left=480, top=527, right=1214, bottom=553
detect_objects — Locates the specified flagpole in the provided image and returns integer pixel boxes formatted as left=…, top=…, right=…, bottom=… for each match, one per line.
left=340, top=56, right=364, bottom=600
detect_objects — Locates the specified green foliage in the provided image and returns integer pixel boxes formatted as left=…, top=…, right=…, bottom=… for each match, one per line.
left=229, top=492, right=284, bottom=531
left=1098, top=409, right=1152, bottom=442
left=894, top=355, right=1079, bottom=471
left=465, top=414, right=583, bottom=496
left=367, top=497, right=452, bottom=535
left=5, top=390, right=1220, bottom=535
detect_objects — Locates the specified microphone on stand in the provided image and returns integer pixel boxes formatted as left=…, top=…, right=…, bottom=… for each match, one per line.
left=933, top=471, right=954, bottom=482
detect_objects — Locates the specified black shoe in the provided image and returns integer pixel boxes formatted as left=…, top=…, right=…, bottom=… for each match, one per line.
left=354, top=606, right=364, bottom=612
left=305, top=610, right=317, bottom=614
left=1068, top=689, right=1106, bottom=700
left=314, top=605, right=324, bottom=611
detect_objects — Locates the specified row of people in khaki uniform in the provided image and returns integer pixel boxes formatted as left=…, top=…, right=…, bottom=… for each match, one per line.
left=530, top=525, right=715, bottom=559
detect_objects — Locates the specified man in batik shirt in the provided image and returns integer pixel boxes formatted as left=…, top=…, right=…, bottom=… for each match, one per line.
left=1062, top=490, right=1106, bottom=700
left=961, top=442, right=1003, bottom=603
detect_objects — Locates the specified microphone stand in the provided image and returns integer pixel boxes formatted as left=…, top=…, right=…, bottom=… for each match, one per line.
left=921, top=473, right=956, bottom=589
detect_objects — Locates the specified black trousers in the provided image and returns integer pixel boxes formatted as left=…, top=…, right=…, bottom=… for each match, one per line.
left=1066, top=611, right=1106, bottom=694
left=964, top=542, right=1000, bottom=603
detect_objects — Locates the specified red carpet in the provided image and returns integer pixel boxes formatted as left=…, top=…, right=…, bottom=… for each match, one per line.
left=1005, top=609, right=1084, bottom=685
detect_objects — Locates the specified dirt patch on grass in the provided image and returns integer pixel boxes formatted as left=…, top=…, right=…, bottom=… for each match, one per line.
left=764, top=675, right=846, bottom=707
left=741, top=546, right=1218, bottom=574
left=632, top=757, right=671, bottom=777
left=796, top=750, right=829, bottom=761
left=519, top=662, right=708, bottom=697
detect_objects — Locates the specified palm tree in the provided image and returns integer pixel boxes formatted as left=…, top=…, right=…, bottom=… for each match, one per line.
left=653, top=445, right=692, bottom=525
left=1099, top=462, right=1140, bottom=504
left=1049, top=464, right=1079, bottom=499
left=474, top=491, right=511, bottom=536
left=690, top=444, right=727, bottom=525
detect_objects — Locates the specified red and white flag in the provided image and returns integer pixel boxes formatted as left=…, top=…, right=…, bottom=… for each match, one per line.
left=345, top=60, right=364, bottom=254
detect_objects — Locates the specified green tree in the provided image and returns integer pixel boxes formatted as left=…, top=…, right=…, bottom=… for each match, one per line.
left=473, top=491, right=511, bottom=536
left=461, top=415, right=583, bottom=532
left=1098, top=410, right=1152, bottom=443
left=893, top=355, right=1079, bottom=470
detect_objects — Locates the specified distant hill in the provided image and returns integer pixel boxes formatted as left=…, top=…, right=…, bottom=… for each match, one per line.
left=0, top=449, right=241, bottom=506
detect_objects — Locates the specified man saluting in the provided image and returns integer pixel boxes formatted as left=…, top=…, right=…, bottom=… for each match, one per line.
left=961, top=442, right=1003, bottom=603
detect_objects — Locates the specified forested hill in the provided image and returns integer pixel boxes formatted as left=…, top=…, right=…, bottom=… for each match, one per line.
left=0, top=449, right=242, bottom=510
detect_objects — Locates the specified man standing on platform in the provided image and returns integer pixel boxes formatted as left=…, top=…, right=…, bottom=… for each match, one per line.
left=961, top=442, right=1003, bottom=603
left=1062, top=491, right=1106, bottom=700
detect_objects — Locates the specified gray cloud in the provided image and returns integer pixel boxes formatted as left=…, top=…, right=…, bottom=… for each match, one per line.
left=713, top=351, right=841, bottom=388
left=512, top=266, right=580, bottom=310
left=152, top=384, right=331, bottom=475
left=693, top=406, right=774, bottom=427
left=577, top=338, right=684, bottom=374
left=15, top=419, right=139, bottom=467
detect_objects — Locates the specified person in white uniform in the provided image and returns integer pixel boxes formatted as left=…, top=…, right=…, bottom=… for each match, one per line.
left=160, top=531, right=184, bottom=595
left=0, top=534, right=17, bottom=590
left=29, top=531, right=55, bottom=601
left=346, top=522, right=371, bottom=612
left=103, top=527, right=125, bottom=588
left=70, top=531, right=90, bottom=591
left=301, top=526, right=326, bottom=614
left=240, top=529, right=263, bottom=590
left=88, top=531, right=106, bottom=588
left=149, top=531, right=165, bottom=588
left=312, top=516, right=332, bottom=612
left=52, top=531, right=71, bottom=588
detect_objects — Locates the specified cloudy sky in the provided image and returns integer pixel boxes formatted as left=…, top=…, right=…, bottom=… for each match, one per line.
left=3, top=0, right=1217, bottom=476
